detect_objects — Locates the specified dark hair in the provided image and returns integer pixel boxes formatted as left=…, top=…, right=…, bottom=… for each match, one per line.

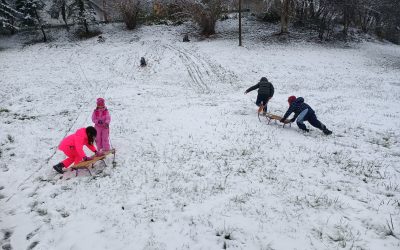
left=86, top=126, right=97, bottom=145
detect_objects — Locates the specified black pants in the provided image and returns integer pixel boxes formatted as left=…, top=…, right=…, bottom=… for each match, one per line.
left=297, top=110, right=325, bottom=131
left=256, top=94, right=270, bottom=112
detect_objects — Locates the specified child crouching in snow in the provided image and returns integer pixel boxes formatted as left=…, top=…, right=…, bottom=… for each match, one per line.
left=92, top=98, right=111, bottom=152
left=280, top=96, right=332, bottom=135
left=53, top=126, right=99, bottom=174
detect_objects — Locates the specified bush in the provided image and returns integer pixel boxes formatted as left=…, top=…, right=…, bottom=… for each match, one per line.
left=178, top=0, right=225, bottom=36
left=262, top=11, right=280, bottom=23
left=116, top=0, right=141, bottom=30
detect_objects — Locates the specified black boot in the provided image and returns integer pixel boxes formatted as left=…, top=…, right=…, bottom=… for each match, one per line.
left=53, top=163, right=65, bottom=174
left=323, top=128, right=332, bottom=135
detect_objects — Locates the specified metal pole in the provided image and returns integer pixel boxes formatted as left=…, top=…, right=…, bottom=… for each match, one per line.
left=239, top=0, right=242, bottom=46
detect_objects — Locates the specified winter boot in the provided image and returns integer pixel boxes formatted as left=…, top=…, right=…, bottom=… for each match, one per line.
left=323, top=128, right=332, bottom=135
left=262, top=105, right=267, bottom=115
left=53, top=163, right=65, bottom=174
left=140, top=57, right=147, bottom=67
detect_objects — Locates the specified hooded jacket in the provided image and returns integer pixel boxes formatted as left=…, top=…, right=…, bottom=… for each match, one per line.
left=246, top=77, right=274, bottom=97
left=282, top=97, right=314, bottom=120
left=92, top=107, right=111, bottom=127
left=58, top=128, right=97, bottom=161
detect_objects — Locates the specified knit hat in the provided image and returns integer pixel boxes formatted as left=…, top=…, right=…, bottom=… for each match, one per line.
left=288, top=96, right=296, bottom=104
left=96, top=98, right=105, bottom=107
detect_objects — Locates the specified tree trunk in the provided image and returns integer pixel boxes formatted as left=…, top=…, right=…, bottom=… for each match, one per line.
left=10, top=18, right=16, bottom=35
left=84, top=19, right=89, bottom=34
left=61, top=2, right=69, bottom=31
left=78, top=0, right=89, bottom=34
left=34, top=9, right=47, bottom=42
left=280, top=0, right=289, bottom=33
left=239, top=0, right=242, bottom=46
left=40, top=26, right=47, bottom=42
left=343, top=7, right=349, bottom=39
left=308, top=0, right=314, bottom=18
left=202, top=19, right=216, bottom=36
left=375, top=14, right=383, bottom=38
left=103, top=0, right=108, bottom=22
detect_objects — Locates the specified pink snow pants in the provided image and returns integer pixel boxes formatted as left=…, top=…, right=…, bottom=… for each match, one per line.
left=95, top=125, right=110, bottom=151
left=61, top=146, right=81, bottom=168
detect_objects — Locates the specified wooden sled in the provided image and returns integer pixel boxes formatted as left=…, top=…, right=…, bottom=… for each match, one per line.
left=71, top=149, right=116, bottom=176
left=257, top=104, right=291, bottom=127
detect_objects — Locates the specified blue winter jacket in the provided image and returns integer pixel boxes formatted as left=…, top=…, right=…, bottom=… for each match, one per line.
left=282, top=97, right=314, bottom=120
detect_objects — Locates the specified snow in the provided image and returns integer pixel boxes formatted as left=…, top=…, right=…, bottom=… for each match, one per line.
left=1, top=19, right=400, bottom=249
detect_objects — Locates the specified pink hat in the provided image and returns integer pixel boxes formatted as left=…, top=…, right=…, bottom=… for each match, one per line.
left=97, top=98, right=105, bottom=107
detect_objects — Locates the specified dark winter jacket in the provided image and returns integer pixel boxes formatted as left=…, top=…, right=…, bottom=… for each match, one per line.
left=246, top=77, right=274, bottom=97
left=282, top=97, right=315, bottom=120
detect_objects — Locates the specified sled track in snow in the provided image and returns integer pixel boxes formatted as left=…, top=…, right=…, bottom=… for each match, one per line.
left=163, top=44, right=212, bottom=94
left=163, top=44, right=241, bottom=93
left=141, top=40, right=166, bottom=75
left=201, top=55, right=241, bottom=89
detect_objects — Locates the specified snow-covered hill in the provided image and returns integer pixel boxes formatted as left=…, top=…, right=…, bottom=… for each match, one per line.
left=1, top=20, right=400, bottom=250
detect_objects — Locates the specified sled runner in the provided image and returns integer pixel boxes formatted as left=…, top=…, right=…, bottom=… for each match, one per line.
left=71, top=149, right=116, bottom=176
left=257, top=105, right=291, bottom=127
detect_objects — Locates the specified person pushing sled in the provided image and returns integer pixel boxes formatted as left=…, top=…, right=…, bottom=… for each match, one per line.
left=53, top=126, right=101, bottom=174
left=280, top=96, right=332, bottom=135
left=245, top=77, right=274, bottom=113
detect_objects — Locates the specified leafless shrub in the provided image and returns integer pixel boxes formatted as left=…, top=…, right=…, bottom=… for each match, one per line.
left=384, top=215, right=398, bottom=238
left=342, top=159, right=387, bottom=179
left=177, top=0, right=226, bottom=36
left=116, top=0, right=141, bottom=30
left=323, top=220, right=362, bottom=249
left=295, top=193, right=343, bottom=210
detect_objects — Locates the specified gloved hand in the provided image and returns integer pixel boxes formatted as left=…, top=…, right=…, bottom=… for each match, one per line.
left=83, top=156, right=94, bottom=161
left=98, top=120, right=103, bottom=125
left=280, top=118, right=286, bottom=123
left=290, top=117, right=296, bottom=123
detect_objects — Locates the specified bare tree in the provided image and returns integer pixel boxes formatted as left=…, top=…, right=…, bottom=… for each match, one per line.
left=116, top=0, right=140, bottom=30
left=102, top=0, right=108, bottom=22
left=280, top=0, right=289, bottom=33
left=16, top=0, right=48, bottom=41
left=178, top=0, right=226, bottom=36
left=376, top=0, right=400, bottom=43
left=69, top=0, right=97, bottom=35
left=50, top=0, right=70, bottom=31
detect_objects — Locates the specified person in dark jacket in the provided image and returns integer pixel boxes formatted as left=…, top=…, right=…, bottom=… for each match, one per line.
left=245, top=77, right=274, bottom=113
left=280, top=96, right=332, bottom=135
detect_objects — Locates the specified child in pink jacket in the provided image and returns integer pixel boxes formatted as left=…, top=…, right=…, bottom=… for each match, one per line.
left=53, top=126, right=98, bottom=174
left=92, top=98, right=111, bottom=152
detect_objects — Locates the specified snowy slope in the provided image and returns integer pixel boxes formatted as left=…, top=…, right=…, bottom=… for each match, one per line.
left=1, top=20, right=400, bottom=250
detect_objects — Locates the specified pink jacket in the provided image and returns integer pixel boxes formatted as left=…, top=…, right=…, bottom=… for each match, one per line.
left=59, top=128, right=97, bottom=160
left=92, top=108, right=111, bottom=127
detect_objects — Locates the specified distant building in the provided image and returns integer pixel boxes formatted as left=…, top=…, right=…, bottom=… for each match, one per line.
left=88, top=0, right=113, bottom=22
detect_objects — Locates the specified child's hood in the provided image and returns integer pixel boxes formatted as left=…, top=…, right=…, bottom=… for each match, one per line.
left=295, top=97, right=304, bottom=104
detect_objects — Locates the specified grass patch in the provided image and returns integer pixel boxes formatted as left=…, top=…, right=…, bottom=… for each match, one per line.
left=7, top=135, right=14, bottom=143
left=384, top=215, right=398, bottom=238
left=0, top=108, right=10, bottom=113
